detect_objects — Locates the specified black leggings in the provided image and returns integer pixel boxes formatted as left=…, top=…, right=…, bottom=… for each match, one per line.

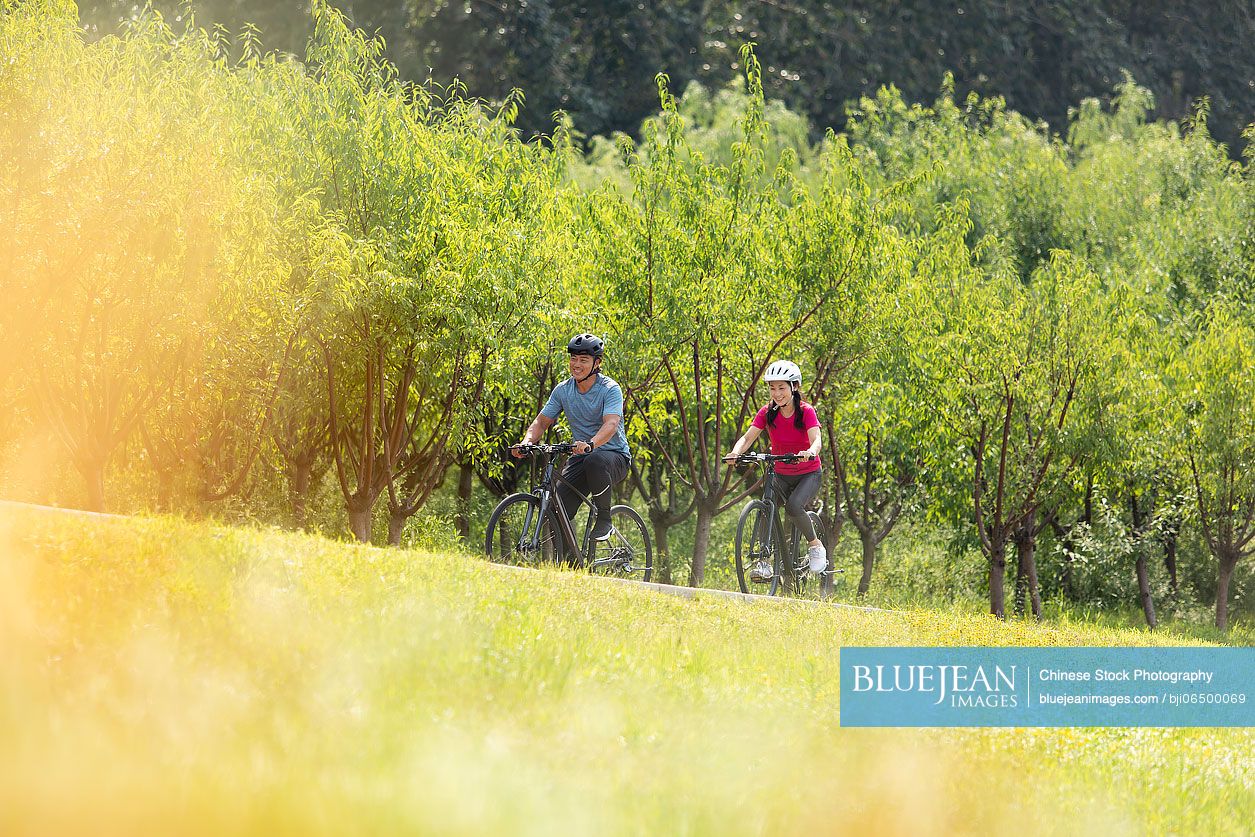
left=772, top=469, right=822, bottom=541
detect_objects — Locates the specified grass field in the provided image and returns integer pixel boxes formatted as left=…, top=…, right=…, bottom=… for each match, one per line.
left=2, top=502, right=1252, bottom=835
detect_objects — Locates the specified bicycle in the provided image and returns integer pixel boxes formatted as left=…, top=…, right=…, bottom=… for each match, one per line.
left=728, top=452, right=838, bottom=596
left=484, top=442, right=652, bottom=581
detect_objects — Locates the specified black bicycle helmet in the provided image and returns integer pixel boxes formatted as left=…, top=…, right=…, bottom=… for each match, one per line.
left=567, top=333, right=605, bottom=358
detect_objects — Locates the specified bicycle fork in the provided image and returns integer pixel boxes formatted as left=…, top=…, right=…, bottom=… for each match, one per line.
left=516, top=492, right=545, bottom=552
left=754, top=504, right=778, bottom=563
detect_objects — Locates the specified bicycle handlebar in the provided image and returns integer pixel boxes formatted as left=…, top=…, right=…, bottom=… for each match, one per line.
left=510, top=442, right=577, bottom=457
left=726, top=452, right=804, bottom=465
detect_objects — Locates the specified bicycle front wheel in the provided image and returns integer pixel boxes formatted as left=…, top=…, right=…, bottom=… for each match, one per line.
left=584, top=505, right=652, bottom=582
left=735, top=500, right=783, bottom=594
left=485, top=493, right=558, bottom=566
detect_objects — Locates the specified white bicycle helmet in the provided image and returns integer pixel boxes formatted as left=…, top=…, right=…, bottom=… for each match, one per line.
left=763, top=360, right=802, bottom=383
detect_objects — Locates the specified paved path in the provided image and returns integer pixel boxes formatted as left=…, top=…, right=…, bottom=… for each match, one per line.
left=489, top=559, right=895, bottom=612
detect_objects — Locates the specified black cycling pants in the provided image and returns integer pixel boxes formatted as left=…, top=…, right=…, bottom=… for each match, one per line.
left=558, top=449, right=629, bottom=522
left=771, top=468, right=822, bottom=541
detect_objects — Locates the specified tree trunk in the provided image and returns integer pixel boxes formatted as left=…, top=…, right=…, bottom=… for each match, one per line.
left=1128, top=491, right=1156, bottom=628
left=79, top=457, right=106, bottom=513
left=1135, top=549, right=1157, bottom=629
left=1056, top=475, right=1093, bottom=603
left=857, top=529, right=876, bottom=596
left=347, top=503, right=372, bottom=543
left=1060, top=542, right=1074, bottom=601
left=454, top=463, right=473, bottom=541
left=1162, top=531, right=1179, bottom=601
left=652, top=516, right=674, bottom=585
left=689, top=505, right=714, bottom=587
left=387, top=510, right=406, bottom=546
left=155, top=472, right=176, bottom=513
left=1014, top=551, right=1028, bottom=618
left=1216, top=556, right=1237, bottom=632
left=1013, top=525, right=1041, bottom=620
left=291, top=459, right=313, bottom=530
left=988, top=539, right=1008, bottom=619
left=1026, top=544, right=1042, bottom=620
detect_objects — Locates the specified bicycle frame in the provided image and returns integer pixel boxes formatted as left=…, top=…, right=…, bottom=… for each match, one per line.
left=515, top=446, right=610, bottom=569
left=759, top=469, right=809, bottom=586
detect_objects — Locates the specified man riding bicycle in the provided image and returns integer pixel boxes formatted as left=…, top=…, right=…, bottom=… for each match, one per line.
left=514, top=333, right=631, bottom=541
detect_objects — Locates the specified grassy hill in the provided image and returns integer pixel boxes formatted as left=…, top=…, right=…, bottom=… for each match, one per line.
left=2, top=503, right=1251, bottom=835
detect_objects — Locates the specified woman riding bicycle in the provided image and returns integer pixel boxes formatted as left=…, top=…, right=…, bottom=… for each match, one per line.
left=723, top=360, right=827, bottom=583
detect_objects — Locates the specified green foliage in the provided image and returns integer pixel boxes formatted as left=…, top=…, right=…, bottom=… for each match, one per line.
left=847, top=80, right=1072, bottom=281
left=569, top=77, right=822, bottom=195
left=1065, top=86, right=1252, bottom=312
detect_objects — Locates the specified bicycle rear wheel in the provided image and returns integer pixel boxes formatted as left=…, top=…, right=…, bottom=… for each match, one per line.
left=770, top=511, right=827, bottom=597
left=583, top=505, right=652, bottom=581
left=485, top=493, right=558, bottom=566
left=811, top=512, right=836, bottom=598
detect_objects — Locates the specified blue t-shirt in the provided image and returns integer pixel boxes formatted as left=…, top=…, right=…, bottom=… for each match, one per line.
left=541, top=373, right=631, bottom=460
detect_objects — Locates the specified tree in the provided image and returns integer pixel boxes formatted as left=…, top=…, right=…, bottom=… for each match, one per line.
left=808, top=227, right=918, bottom=597
left=624, top=442, right=697, bottom=586
left=907, top=215, right=1109, bottom=618
left=1174, top=307, right=1255, bottom=631
left=379, top=112, right=571, bottom=545
left=4, top=7, right=264, bottom=511
left=284, top=5, right=559, bottom=542
left=826, top=380, right=922, bottom=597
left=1083, top=289, right=1191, bottom=628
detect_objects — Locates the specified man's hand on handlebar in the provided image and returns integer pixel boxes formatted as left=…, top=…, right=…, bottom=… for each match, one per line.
left=509, top=441, right=577, bottom=459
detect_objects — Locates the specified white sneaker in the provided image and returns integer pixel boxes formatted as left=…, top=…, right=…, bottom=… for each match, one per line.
left=807, top=543, right=828, bottom=575
left=749, top=559, right=773, bottom=583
